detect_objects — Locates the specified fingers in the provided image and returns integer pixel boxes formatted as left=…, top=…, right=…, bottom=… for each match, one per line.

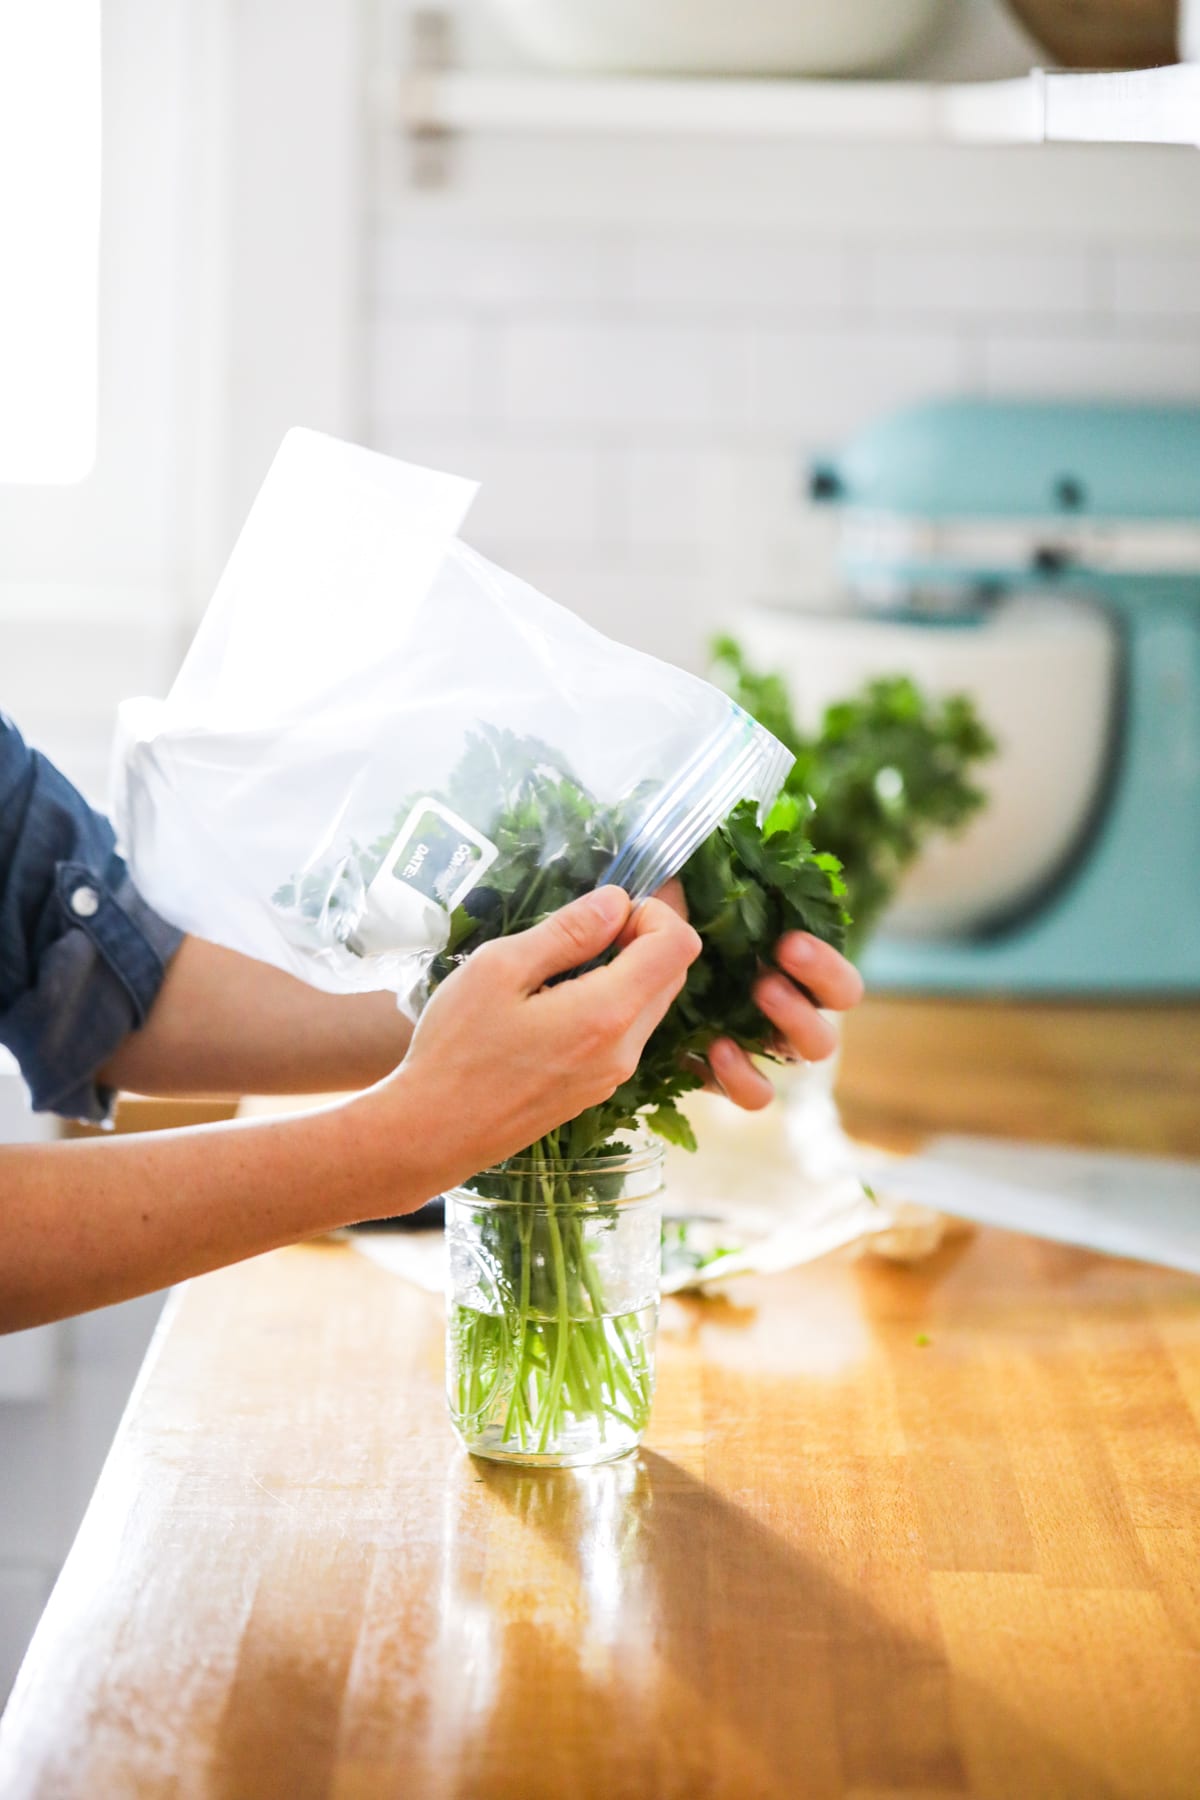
left=775, top=933, right=864, bottom=1011
left=707, top=1037, right=774, bottom=1110
left=606, top=897, right=702, bottom=1017
left=615, top=876, right=688, bottom=950
left=704, top=933, right=862, bottom=1109
left=563, top=897, right=700, bottom=1065
left=505, top=886, right=631, bottom=991
left=753, top=971, right=839, bottom=1061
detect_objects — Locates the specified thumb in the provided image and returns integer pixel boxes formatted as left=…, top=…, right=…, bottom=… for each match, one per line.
left=507, top=886, right=631, bottom=992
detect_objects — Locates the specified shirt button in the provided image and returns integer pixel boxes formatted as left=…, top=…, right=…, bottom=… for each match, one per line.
left=69, top=884, right=100, bottom=919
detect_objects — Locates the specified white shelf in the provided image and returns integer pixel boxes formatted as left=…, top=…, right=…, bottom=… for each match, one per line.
left=396, top=62, right=1200, bottom=151
left=1043, top=61, right=1200, bottom=147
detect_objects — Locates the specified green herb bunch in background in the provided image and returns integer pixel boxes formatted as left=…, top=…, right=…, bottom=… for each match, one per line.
left=710, top=637, right=996, bottom=952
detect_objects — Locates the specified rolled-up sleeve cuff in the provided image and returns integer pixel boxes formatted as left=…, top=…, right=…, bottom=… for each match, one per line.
left=2, top=864, right=183, bottom=1125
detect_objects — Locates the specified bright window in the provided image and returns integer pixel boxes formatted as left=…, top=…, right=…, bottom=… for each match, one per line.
left=0, top=1, right=101, bottom=484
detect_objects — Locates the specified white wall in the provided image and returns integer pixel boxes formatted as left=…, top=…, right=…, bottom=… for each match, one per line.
left=2, top=0, right=365, bottom=804
left=366, top=5, right=1200, bottom=670
left=0, top=0, right=362, bottom=1704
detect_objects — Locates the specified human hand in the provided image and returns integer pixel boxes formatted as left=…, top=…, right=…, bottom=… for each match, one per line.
left=362, top=886, right=701, bottom=1194
left=656, top=877, right=864, bottom=1111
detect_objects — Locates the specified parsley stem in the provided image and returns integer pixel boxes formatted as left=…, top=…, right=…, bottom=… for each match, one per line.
left=503, top=1195, right=535, bottom=1448
left=535, top=1161, right=572, bottom=1452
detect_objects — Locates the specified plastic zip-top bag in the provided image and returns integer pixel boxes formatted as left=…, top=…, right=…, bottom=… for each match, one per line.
left=114, top=430, right=792, bottom=1016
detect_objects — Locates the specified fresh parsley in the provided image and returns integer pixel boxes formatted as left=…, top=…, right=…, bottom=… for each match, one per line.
left=710, top=637, right=995, bottom=952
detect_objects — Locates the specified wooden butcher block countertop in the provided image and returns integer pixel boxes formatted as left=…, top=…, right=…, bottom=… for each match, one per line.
left=2, top=999, right=1199, bottom=1800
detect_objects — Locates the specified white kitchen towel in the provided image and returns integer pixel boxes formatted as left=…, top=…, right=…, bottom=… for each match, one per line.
left=350, top=1133, right=1200, bottom=1296
left=351, top=1228, right=446, bottom=1295
left=888, top=1136, right=1200, bottom=1275
left=347, top=1085, right=949, bottom=1297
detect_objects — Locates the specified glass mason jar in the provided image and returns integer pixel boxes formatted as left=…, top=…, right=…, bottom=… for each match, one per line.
left=446, top=1138, right=664, bottom=1467
left=781, top=1014, right=846, bottom=1184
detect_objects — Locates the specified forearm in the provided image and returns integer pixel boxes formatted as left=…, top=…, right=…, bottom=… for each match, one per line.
left=2, top=887, right=703, bottom=1333
left=98, top=935, right=413, bottom=1099
left=0, top=1081, right=434, bottom=1333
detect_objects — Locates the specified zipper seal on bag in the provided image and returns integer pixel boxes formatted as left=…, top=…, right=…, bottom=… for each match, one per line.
left=603, top=705, right=794, bottom=902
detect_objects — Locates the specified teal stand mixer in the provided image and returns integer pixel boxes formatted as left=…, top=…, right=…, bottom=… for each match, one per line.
left=802, top=398, right=1200, bottom=996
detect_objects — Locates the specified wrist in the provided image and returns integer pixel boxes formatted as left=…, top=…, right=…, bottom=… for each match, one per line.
left=340, top=1064, right=467, bottom=1220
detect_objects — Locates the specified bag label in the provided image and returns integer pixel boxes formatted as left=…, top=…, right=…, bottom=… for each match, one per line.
left=370, top=798, right=498, bottom=915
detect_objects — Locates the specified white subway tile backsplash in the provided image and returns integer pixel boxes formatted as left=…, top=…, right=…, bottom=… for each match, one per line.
left=747, top=324, right=971, bottom=441
left=620, top=449, right=730, bottom=550
left=369, top=79, right=1200, bottom=664
left=461, top=443, right=607, bottom=550
left=618, top=445, right=839, bottom=596
left=369, top=314, right=480, bottom=423
left=374, top=227, right=615, bottom=308
left=625, top=234, right=847, bottom=313
left=864, top=243, right=1093, bottom=317
left=716, top=451, right=843, bottom=590
left=370, top=429, right=608, bottom=549
left=1110, top=249, right=1200, bottom=320
left=408, top=137, right=1200, bottom=242
left=497, top=320, right=747, bottom=429
left=982, top=328, right=1200, bottom=398
left=501, top=556, right=730, bottom=671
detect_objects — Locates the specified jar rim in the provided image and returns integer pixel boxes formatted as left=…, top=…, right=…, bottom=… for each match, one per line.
left=475, top=1131, right=664, bottom=1177
left=454, top=1127, right=666, bottom=1190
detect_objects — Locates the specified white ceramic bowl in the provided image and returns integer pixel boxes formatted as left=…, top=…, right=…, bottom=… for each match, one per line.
left=739, top=593, right=1118, bottom=938
left=485, top=0, right=950, bottom=77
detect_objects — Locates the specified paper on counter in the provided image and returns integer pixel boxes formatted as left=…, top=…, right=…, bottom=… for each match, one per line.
left=884, top=1135, right=1200, bottom=1276
left=348, top=1088, right=950, bottom=1298
left=351, top=1227, right=446, bottom=1295
left=349, top=1117, right=1200, bottom=1299
left=653, top=1089, right=951, bottom=1288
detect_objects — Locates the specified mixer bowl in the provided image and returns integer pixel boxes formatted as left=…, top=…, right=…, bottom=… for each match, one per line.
left=484, top=0, right=951, bottom=76
left=740, top=592, right=1119, bottom=939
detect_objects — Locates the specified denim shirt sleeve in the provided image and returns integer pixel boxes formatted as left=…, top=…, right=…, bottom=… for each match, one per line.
left=0, top=713, right=184, bottom=1124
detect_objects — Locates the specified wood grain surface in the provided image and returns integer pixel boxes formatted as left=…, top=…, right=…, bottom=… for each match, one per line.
left=2, top=1225, right=1199, bottom=1799
left=838, top=999, right=1200, bottom=1158
left=2, top=999, right=1199, bottom=1798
